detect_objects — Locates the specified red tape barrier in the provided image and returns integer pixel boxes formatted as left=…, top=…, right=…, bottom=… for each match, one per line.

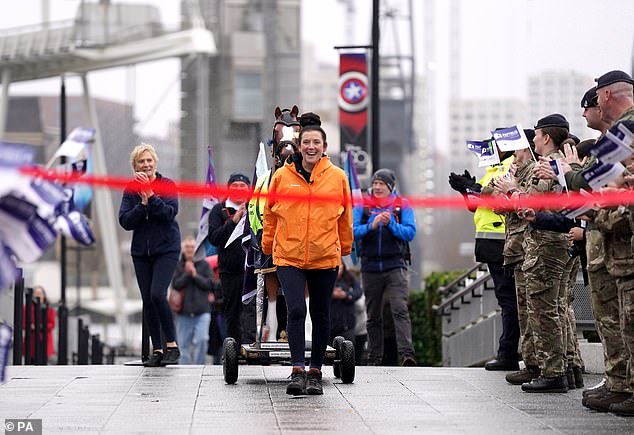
left=18, top=166, right=634, bottom=213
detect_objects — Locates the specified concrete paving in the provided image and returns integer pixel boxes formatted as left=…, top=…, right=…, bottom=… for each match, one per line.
left=1, top=365, right=632, bottom=434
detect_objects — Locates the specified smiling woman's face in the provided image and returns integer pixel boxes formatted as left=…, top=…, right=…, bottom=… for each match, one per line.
left=299, top=130, right=326, bottom=172
left=134, top=150, right=157, bottom=179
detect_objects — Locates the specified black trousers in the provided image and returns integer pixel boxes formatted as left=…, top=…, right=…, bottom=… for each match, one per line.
left=487, top=262, right=520, bottom=361
left=220, top=272, right=255, bottom=344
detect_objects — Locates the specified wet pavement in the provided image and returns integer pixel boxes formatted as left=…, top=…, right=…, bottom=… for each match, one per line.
left=1, top=365, right=632, bottom=434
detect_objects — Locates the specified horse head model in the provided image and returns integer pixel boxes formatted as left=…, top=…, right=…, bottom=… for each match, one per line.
left=272, top=105, right=300, bottom=168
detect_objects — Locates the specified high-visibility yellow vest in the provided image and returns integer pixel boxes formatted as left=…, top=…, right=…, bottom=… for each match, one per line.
left=474, top=156, right=514, bottom=239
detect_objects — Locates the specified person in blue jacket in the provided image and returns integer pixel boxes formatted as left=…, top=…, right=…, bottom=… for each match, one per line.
left=119, top=143, right=181, bottom=367
left=353, top=169, right=417, bottom=366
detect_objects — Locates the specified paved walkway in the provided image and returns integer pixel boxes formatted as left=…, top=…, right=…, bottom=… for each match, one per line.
left=1, top=365, right=632, bottom=434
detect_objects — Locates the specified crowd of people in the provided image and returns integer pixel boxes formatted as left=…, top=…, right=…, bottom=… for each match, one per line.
left=449, top=70, right=634, bottom=417
left=116, top=69, right=634, bottom=408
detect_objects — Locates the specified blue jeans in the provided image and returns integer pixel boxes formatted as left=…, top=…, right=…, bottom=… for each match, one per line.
left=176, top=312, right=211, bottom=365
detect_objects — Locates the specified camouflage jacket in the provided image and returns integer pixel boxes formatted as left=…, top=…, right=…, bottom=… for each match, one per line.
left=522, top=149, right=568, bottom=269
left=614, top=107, right=634, bottom=251
left=503, top=159, right=535, bottom=266
left=595, top=205, right=634, bottom=277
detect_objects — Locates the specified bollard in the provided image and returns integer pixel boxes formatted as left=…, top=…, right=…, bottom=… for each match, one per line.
left=57, top=303, right=68, bottom=365
left=106, top=347, right=116, bottom=365
left=12, top=269, right=24, bottom=365
left=40, top=303, right=48, bottom=365
left=33, top=297, right=42, bottom=365
left=77, top=318, right=89, bottom=365
left=24, top=288, right=33, bottom=364
left=91, top=334, right=103, bottom=365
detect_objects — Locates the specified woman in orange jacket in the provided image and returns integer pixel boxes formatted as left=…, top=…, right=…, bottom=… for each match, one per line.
left=262, top=123, right=353, bottom=396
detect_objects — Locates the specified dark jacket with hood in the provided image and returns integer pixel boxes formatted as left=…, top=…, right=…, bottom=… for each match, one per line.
left=207, top=201, right=246, bottom=274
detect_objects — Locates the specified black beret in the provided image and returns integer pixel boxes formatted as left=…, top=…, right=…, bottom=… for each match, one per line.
left=580, top=87, right=598, bottom=108
left=594, top=70, right=634, bottom=90
left=534, top=114, right=569, bottom=130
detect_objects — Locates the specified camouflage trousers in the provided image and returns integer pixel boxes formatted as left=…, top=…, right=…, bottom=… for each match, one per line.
left=562, top=256, right=584, bottom=370
left=615, top=275, right=634, bottom=392
left=587, top=228, right=629, bottom=392
left=514, top=266, right=537, bottom=367
left=524, top=248, right=568, bottom=377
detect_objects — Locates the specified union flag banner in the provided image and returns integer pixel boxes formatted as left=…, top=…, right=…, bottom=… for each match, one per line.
left=339, top=53, right=369, bottom=151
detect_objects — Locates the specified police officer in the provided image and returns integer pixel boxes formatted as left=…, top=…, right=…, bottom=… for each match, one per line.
left=449, top=146, right=520, bottom=371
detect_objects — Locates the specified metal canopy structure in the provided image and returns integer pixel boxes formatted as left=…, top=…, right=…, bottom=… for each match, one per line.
left=0, top=2, right=217, bottom=349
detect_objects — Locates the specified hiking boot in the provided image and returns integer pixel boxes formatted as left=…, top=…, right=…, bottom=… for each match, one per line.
left=306, top=369, right=323, bottom=395
left=505, top=366, right=540, bottom=385
left=566, top=368, right=576, bottom=390
left=402, top=356, right=417, bottom=367
left=584, top=390, right=631, bottom=412
left=143, top=350, right=163, bottom=367
left=582, top=380, right=607, bottom=398
left=161, top=347, right=181, bottom=365
left=521, top=375, right=568, bottom=393
left=485, top=358, right=520, bottom=371
left=609, top=394, right=634, bottom=416
left=572, top=366, right=584, bottom=388
left=286, top=369, right=307, bottom=396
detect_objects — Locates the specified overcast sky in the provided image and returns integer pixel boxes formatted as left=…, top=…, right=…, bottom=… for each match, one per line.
left=2, top=0, right=633, bottom=139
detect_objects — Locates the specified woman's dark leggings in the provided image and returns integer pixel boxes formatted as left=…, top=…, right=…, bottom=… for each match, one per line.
left=277, top=266, right=338, bottom=370
left=133, top=253, right=179, bottom=349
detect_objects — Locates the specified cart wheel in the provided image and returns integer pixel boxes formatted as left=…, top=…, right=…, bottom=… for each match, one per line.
left=332, top=336, right=345, bottom=378
left=340, top=340, right=355, bottom=384
left=223, top=337, right=239, bottom=384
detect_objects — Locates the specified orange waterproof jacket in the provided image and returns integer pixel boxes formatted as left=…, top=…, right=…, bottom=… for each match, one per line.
left=262, top=155, right=353, bottom=269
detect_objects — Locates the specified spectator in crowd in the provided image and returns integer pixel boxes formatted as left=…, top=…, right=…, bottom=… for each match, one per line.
left=353, top=168, right=417, bottom=367
left=119, top=143, right=181, bottom=367
left=207, top=172, right=255, bottom=344
left=171, top=236, right=214, bottom=365
left=23, top=286, right=56, bottom=363
left=262, top=122, right=353, bottom=395
left=329, top=260, right=362, bottom=344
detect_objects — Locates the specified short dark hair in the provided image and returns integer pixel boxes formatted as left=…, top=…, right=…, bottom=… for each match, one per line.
left=576, top=139, right=596, bottom=160
left=539, top=126, right=569, bottom=148
left=299, top=125, right=327, bottom=143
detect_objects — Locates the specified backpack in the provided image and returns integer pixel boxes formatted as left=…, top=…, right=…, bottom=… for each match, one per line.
left=360, top=203, right=412, bottom=265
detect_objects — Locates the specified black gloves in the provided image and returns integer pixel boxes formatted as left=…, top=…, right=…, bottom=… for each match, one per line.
left=448, top=170, right=481, bottom=194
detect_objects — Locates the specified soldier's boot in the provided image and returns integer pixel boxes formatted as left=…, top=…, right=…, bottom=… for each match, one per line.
left=584, top=390, right=631, bottom=412
left=505, top=366, right=540, bottom=385
left=521, top=375, right=568, bottom=393
left=609, top=394, right=634, bottom=417
left=566, top=368, right=576, bottom=390
left=582, top=379, right=607, bottom=399
left=572, top=366, right=584, bottom=388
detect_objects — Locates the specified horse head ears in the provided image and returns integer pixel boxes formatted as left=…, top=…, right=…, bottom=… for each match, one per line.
left=274, top=106, right=283, bottom=119
left=291, top=105, right=299, bottom=117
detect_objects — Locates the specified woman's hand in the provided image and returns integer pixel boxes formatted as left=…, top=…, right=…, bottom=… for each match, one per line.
left=568, top=227, right=584, bottom=242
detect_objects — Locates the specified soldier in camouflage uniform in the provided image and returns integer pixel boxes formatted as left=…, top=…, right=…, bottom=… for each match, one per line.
left=519, top=114, right=571, bottom=393
left=592, top=70, right=634, bottom=416
left=543, top=86, right=629, bottom=404
left=489, top=132, right=540, bottom=385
